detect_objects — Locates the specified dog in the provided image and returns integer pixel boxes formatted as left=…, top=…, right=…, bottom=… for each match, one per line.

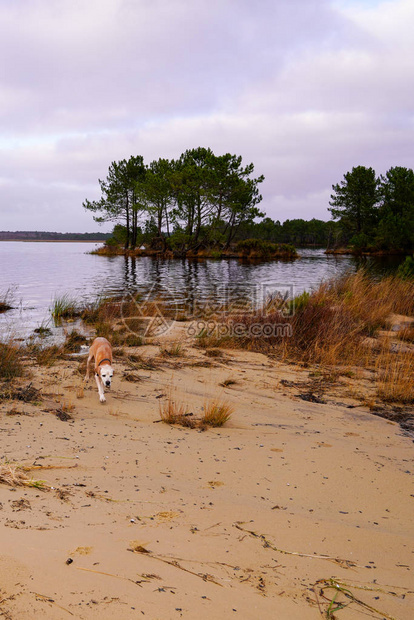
left=84, top=337, right=114, bottom=403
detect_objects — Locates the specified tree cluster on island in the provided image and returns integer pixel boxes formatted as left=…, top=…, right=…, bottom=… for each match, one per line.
left=329, top=165, right=414, bottom=253
left=83, top=147, right=296, bottom=258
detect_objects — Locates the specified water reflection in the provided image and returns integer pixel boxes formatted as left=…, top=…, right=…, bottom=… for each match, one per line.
left=0, top=242, right=406, bottom=339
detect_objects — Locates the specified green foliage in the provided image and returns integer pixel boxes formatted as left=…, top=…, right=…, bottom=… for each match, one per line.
left=329, top=165, right=380, bottom=238
left=292, top=291, right=310, bottom=313
left=397, top=255, right=414, bottom=279
left=237, top=217, right=339, bottom=247
left=237, top=239, right=297, bottom=257
left=83, top=155, right=146, bottom=249
left=105, top=224, right=128, bottom=247
left=329, top=164, right=414, bottom=253
left=376, top=167, right=414, bottom=250
left=84, top=147, right=265, bottom=256
left=348, top=232, right=374, bottom=252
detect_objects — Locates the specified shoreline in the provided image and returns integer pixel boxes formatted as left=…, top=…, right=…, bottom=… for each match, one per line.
left=92, top=246, right=299, bottom=261
left=326, top=247, right=410, bottom=256
left=0, top=240, right=106, bottom=243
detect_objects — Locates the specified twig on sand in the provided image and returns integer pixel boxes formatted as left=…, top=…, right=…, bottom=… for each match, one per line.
left=75, top=566, right=147, bottom=586
left=315, top=578, right=401, bottom=620
left=33, top=592, right=74, bottom=616
left=233, top=522, right=357, bottom=568
left=127, top=546, right=223, bottom=586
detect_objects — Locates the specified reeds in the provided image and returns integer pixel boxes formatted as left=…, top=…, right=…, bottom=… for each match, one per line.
left=51, top=294, right=81, bottom=322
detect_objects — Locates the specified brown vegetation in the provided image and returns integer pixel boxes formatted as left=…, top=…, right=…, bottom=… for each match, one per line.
left=159, top=396, right=233, bottom=429
left=201, top=400, right=233, bottom=427
left=0, top=342, right=24, bottom=379
left=199, top=272, right=414, bottom=405
left=0, top=462, right=50, bottom=490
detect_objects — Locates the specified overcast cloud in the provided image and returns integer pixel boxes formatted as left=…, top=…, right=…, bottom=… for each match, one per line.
left=0, top=0, right=413, bottom=232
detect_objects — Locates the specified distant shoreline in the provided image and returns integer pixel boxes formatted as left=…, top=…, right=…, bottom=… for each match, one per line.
left=0, top=239, right=104, bottom=243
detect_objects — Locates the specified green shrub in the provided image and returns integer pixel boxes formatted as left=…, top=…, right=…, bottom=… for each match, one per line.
left=397, top=255, right=414, bottom=280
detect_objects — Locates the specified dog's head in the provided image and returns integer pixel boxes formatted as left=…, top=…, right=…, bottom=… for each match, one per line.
left=99, top=364, right=114, bottom=388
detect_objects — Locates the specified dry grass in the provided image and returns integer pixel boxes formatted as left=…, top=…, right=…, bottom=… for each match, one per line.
left=201, top=400, right=233, bottom=427
left=80, top=296, right=123, bottom=325
left=159, top=395, right=233, bottom=429
left=160, top=343, right=184, bottom=357
left=159, top=396, right=193, bottom=426
left=25, top=330, right=87, bottom=368
left=62, top=330, right=88, bottom=352
left=30, top=344, right=62, bottom=366
left=397, top=326, right=414, bottom=343
left=195, top=272, right=414, bottom=406
left=0, top=462, right=50, bottom=490
left=125, top=352, right=159, bottom=371
left=0, top=341, right=24, bottom=379
left=376, top=349, right=414, bottom=403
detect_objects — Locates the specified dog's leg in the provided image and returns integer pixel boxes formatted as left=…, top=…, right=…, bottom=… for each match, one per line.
left=84, top=354, right=94, bottom=382
left=95, top=374, right=106, bottom=403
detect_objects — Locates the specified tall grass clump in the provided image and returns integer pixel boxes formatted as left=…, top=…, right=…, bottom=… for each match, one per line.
left=376, top=349, right=414, bottom=404
left=159, top=396, right=190, bottom=425
left=201, top=400, right=233, bottom=427
left=326, top=270, right=414, bottom=330
left=51, top=294, right=81, bottom=322
left=0, top=342, right=24, bottom=379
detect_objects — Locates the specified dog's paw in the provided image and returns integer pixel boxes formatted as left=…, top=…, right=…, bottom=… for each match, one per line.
left=100, top=396, right=106, bottom=403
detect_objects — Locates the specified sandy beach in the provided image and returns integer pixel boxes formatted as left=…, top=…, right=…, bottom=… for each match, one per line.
left=0, top=335, right=413, bottom=619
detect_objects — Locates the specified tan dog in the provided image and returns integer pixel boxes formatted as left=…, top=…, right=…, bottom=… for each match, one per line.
left=84, top=337, right=114, bottom=403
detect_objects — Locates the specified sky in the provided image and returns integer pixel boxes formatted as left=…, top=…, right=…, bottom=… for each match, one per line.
left=0, top=0, right=413, bottom=232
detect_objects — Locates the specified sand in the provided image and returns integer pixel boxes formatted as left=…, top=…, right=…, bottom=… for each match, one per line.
left=0, top=338, right=413, bottom=619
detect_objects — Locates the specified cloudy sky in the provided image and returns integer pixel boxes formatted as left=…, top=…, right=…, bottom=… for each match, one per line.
left=1, top=0, right=413, bottom=232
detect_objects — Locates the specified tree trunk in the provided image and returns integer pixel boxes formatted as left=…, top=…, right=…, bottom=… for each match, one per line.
left=125, top=194, right=130, bottom=249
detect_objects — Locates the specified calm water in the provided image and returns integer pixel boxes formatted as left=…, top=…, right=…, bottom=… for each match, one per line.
left=0, top=241, right=404, bottom=340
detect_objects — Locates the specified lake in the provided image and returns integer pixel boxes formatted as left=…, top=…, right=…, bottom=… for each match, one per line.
left=0, top=241, right=404, bottom=340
